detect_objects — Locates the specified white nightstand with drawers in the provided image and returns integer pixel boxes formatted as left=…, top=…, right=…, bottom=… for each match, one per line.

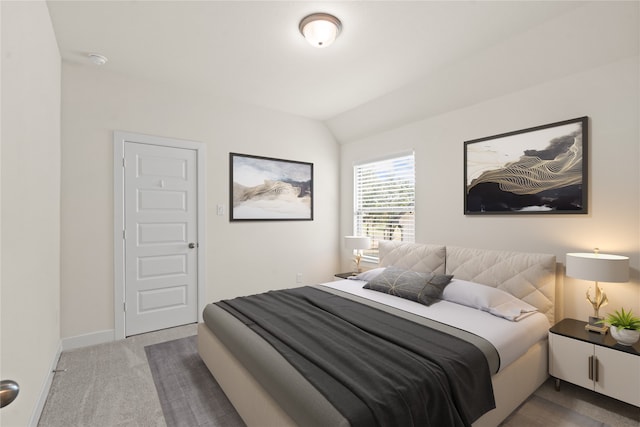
left=549, top=318, right=640, bottom=407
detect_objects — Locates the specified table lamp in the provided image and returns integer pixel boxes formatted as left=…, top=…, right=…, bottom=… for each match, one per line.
left=566, top=249, right=629, bottom=333
left=344, top=236, right=371, bottom=273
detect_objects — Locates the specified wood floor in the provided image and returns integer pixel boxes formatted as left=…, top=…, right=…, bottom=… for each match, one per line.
left=502, top=379, right=639, bottom=426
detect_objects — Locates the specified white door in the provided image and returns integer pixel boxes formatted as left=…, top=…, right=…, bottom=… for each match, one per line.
left=123, top=142, right=198, bottom=336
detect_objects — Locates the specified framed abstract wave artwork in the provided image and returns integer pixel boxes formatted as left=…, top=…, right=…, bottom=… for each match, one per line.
left=464, top=116, right=588, bottom=215
left=230, top=153, right=313, bottom=221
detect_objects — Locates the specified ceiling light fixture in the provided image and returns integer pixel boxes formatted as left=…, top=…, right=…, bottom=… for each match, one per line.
left=299, top=13, right=342, bottom=48
left=88, top=53, right=108, bottom=65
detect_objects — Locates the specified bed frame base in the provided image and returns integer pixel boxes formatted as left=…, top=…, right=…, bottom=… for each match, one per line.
left=197, top=323, right=297, bottom=427
left=198, top=322, right=548, bottom=427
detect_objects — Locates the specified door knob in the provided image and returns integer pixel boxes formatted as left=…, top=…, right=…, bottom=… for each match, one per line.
left=188, top=242, right=197, bottom=249
left=0, top=380, right=19, bottom=408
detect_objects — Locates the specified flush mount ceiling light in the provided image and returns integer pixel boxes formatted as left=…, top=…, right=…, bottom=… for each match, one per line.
left=299, top=13, right=342, bottom=48
left=88, top=53, right=108, bottom=65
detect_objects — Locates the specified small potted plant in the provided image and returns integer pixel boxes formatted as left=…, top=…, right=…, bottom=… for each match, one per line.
left=602, top=308, right=640, bottom=346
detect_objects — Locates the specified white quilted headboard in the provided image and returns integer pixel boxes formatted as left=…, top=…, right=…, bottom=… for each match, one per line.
left=378, top=241, right=446, bottom=274
left=446, top=246, right=556, bottom=324
left=378, top=241, right=556, bottom=324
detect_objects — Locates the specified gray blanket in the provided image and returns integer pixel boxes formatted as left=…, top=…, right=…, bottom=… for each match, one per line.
left=216, top=286, right=496, bottom=427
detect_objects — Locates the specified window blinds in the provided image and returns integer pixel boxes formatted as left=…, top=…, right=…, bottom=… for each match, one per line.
left=354, top=153, right=415, bottom=260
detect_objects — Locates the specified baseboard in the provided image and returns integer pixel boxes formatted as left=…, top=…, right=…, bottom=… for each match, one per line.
left=29, top=342, right=62, bottom=427
left=28, top=330, right=116, bottom=425
left=62, top=329, right=115, bottom=351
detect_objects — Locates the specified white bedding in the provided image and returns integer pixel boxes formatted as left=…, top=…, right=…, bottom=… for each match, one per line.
left=320, top=279, right=550, bottom=371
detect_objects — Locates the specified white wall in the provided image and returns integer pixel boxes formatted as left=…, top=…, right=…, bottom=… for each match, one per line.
left=0, top=1, right=62, bottom=425
left=340, top=55, right=640, bottom=323
left=60, top=63, right=340, bottom=340
left=338, top=2, right=639, bottom=324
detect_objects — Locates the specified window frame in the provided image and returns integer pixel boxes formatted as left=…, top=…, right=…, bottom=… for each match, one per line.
left=353, top=151, right=416, bottom=263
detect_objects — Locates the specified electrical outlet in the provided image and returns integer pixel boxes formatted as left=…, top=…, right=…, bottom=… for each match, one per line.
left=216, top=204, right=224, bottom=216
left=296, top=273, right=303, bottom=284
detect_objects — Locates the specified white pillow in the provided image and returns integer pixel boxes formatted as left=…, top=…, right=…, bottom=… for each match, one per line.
left=442, top=279, right=538, bottom=321
left=348, top=267, right=386, bottom=282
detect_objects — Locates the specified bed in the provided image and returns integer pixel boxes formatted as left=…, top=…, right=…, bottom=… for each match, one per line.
left=198, top=241, right=556, bottom=426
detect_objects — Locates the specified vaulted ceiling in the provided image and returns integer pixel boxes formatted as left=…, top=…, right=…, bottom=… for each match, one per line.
left=47, top=1, right=584, bottom=122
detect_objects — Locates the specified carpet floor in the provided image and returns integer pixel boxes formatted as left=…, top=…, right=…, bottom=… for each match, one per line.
left=38, top=324, right=197, bottom=427
left=147, top=335, right=639, bottom=427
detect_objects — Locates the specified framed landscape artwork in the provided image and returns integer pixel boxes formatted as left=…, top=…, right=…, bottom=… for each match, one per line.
left=230, top=153, right=313, bottom=221
left=464, top=116, right=588, bottom=215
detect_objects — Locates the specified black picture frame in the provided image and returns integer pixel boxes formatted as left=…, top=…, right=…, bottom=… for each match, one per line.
left=229, top=153, right=313, bottom=221
left=464, top=116, right=588, bottom=215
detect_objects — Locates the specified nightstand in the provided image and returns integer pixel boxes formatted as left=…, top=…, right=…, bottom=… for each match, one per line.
left=549, top=318, right=640, bottom=406
left=334, top=272, right=357, bottom=279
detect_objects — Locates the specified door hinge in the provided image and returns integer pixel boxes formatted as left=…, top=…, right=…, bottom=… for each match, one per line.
left=124, top=302, right=126, bottom=312
left=123, top=229, right=127, bottom=239
left=122, top=158, right=126, bottom=167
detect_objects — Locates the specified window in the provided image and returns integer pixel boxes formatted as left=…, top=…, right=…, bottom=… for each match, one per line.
left=354, top=152, right=415, bottom=262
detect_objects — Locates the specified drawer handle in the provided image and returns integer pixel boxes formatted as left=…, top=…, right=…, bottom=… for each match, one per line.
left=594, top=357, right=599, bottom=382
left=588, top=355, right=593, bottom=380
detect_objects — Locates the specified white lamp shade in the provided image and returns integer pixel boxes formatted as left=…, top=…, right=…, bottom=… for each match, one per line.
left=299, top=13, right=342, bottom=48
left=566, top=252, right=629, bottom=283
left=344, top=236, right=371, bottom=250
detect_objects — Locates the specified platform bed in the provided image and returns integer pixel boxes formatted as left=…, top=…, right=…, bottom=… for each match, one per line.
left=198, top=242, right=556, bottom=427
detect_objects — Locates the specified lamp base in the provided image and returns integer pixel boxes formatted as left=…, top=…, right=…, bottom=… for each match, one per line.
left=585, top=316, right=608, bottom=334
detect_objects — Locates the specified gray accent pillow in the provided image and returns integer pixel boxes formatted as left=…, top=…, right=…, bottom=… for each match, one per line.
left=363, top=267, right=453, bottom=306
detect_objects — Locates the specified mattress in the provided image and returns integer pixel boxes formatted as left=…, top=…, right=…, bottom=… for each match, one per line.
left=320, top=279, right=550, bottom=370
